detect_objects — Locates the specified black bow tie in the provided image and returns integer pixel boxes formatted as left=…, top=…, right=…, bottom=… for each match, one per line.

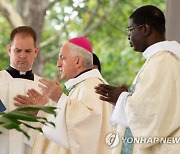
left=6, top=66, right=34, bottom=81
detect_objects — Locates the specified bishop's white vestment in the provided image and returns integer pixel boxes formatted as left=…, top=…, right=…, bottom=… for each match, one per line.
left=32, top=69, right=115, bottom=154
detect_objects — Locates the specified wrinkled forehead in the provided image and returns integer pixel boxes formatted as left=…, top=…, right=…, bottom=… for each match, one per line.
left=59, top=42, right=70, bottom=56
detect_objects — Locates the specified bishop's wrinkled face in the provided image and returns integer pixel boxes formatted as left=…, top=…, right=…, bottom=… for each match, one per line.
left=8, top=33, right=38, bottom=72
left=57, top=42, right=77, bottom=80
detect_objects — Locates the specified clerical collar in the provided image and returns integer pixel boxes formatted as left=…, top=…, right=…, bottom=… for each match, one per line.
left=65, top=69, right=107, bottom=90
left=6, top=66, right=34, bottom=81
left=74, top=69, right=92, bottom=78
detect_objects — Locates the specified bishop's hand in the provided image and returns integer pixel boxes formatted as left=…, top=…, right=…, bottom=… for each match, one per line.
left=95, top=84, right=128, bottom=106
left=39, top=77, right=62, bottom=102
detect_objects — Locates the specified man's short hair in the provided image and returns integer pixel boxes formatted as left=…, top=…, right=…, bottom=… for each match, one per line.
left=10, top=26, right=37, bottom=46
left=130, top=5, right=165, bottom=33
left=68, top=42, right=93, bottom=69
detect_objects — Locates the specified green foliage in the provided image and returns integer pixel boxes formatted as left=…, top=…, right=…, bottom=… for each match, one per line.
left=0, top=106, right=56, bottom=140
left=88, top=0, right=165, bottom=86
left=0, top=0, right=166, bottom=86
left=0, top=15, right=11, bottom=69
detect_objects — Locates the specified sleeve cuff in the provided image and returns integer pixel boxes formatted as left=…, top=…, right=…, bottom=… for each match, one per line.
left=110, top=92, right=131, bottom=127
left=42, top=93, right=69, bottom=148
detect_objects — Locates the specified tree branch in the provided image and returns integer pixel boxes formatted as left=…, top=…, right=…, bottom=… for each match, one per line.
left=44, top=50, right=60, bottom=62
left=46, top=0, right=63, bottom=10
left=82, top=0, right=102, bottom=32
left=82, top=16, right=106, bottom=36
left=82, top=0, right=120, bottom=36
left=105, top=18, right=127, bottom=35
left=39, top=19, right=71, bottom=49
left=0, top=0, right=25, bottom=28
left=39, top=18, right=72, bottom=61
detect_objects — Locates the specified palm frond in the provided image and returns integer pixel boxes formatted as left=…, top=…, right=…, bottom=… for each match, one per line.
left=0, top=106, right=56, bottom=140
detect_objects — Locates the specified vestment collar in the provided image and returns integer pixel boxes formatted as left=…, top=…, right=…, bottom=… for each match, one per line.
left=65, top=69, right=106, bottom=90
left=143, top=41, right=180, bottom=59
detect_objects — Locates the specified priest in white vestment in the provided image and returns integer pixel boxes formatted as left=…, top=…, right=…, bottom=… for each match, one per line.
left=95, top=5, right=180, bottom=154
left=0, top=26, right=41, bottom=154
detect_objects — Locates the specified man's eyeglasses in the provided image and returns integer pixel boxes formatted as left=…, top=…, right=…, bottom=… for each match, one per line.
left=127, top=24, right=144, bottom=33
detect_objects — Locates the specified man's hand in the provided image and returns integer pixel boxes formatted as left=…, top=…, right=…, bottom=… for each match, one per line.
left=39, top=77, right=62, bottom=102
left=14, top=89, right=49, bottom=114
left=95, top=84, right=128, bottom=106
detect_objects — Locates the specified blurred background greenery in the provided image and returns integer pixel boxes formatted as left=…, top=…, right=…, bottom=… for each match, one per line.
left=0, top=0, right=166, bottom=88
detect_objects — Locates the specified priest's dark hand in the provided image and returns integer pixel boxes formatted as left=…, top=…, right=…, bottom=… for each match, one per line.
left=95, top=84, right=128, bottom=106
left=39, top=77, right=62, bottom=102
